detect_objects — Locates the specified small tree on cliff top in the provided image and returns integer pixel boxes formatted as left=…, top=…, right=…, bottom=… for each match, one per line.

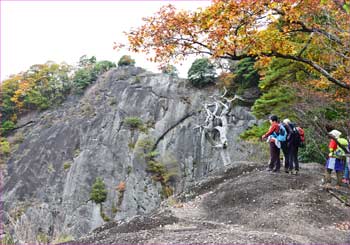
left=188, top=58, right=216, bottom=88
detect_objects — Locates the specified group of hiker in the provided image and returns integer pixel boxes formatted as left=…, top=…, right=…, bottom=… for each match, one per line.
left=262, top=115, right=304, bottom=175
left=262, top=114, right=350, bottom=189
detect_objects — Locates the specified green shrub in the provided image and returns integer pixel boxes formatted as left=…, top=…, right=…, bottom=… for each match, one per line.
left=162, top=185, right=174, bottom=198
left=73, top=56, right=116, bottom=93
left=147, top=160, right=166, bottom=176
left=36, top=232, right=49, bottom=244
left=48, top=163, right=55, bottom=173
left=161, top=64, right=178, bottom=76
left=24, top=89, right=50, bottom=110
left=134, top=76, right=141, bottom=83
left=188, top=58, right=216, bottom=88
left=52, top=234, right=74, bottom=244
left=117, top=190, right=125, bottom=207
left=72, top=68, right=97, bottom=91
left=163, top=171, right=179, bottom=184
left=93, top=60, right=116, bottom=75
left=1, top=121, right=15, bottom=135
left=78, top=55, right=96, bottom=68
left=298, top=127, right=328, bottom=163
left=127, top=166, right=133, bottom=175
left=135, top=137, right=154, bottom=152
left=252, top=86, right=296, bottom=119
left=343, top=3, right=350, bottom=13
left=118, top=55, right=135, bottom=66
left=145, top=151, right=159, bottom=160
left=63, top=161, right=72, bottom=170
left=111, top=204, right=118, bottom=214
left=100, top=211, right=110, bottom=222
left=128, top=141, right=135, bottom=149
left=124, top=117, right=144, bottom=129
left=240, top=122, right=270, bottom=141
left=90, top=177, right=107, bottom=204
left=231, top=57, right=260, bottom=91
left=0, top=139, right=11, bottom=156
left=74, top=148, right=81, bottom=157
left=1, top=234, right=15, bottom=244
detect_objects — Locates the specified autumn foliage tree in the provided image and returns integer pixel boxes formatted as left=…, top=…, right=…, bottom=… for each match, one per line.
left=121, top=0, right=350, bottom=162
left=0, top=56, right=116, bottom=135
left=121, top=0, right=350, bottom=90
left=0, top=62, right=73, bottom=134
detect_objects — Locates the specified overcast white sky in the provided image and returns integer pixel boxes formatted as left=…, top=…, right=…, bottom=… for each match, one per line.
left=1, top=1, right=211, bottom=81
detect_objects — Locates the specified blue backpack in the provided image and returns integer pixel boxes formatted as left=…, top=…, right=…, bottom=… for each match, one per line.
left=274, top=124, right=287, bottom=142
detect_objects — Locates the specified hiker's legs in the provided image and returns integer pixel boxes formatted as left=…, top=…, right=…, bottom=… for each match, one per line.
left=343, top=164, right=349, bottom=180
left=269, top=142, right=280, bottom=170
left=281, top=142, right=289, bottom=170
left=325, top=169, right=332, bottom=184
left=271, top=143, right=280, bottom=171
left=288, top=144, right=298, bottom=171
left=336, top=170, right=343, bottom=186
left=288, top=145, right=295, bottom=170
left=276, top=147, right=281, bottom=170
left=269, top=142, right=275, bottom=170
left=294, top=146, right=299, bottom=171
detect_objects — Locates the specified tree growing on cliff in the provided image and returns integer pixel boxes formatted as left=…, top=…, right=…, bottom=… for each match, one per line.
left=188, top=58, right=216, bottom=87
left=90, top=177, right=110, bottom=221
left=73, top=57, right=116, bottom=92
left=90, top=177, right=107, bottom=204
left=118, top=55, right=135, bottom=67
left=161, top=64, right=178, bottom=76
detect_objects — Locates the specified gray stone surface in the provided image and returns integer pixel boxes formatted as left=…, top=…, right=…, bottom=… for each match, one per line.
left=2, top=66, right=260, bottom=242
left=72, top=162, right=350, bottom=245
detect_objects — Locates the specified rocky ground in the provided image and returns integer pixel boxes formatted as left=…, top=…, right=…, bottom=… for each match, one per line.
left=70, top=161, right=350, bottom=244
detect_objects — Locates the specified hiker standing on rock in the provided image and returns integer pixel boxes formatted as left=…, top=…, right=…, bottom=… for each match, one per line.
left=324, top=130, right=349, bottom=189
left=281, top=119, right=292, bottom=173
left=283, top=119, right=304, bottom=175
left=262, top=115, right=281, bottom=172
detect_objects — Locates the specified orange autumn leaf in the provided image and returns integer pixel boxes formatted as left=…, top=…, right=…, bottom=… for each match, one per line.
left=120, top=0, right=350, bottom=90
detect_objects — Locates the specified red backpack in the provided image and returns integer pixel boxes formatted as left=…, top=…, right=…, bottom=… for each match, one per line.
left=297, top=127, right=305, bottom=142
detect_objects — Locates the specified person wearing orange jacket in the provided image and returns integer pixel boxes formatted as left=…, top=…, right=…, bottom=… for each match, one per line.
left=262, top=115, right=281, bottom=172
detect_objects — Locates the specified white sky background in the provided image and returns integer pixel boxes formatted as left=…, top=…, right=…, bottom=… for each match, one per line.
left=1, top=1, right=211, bottom=81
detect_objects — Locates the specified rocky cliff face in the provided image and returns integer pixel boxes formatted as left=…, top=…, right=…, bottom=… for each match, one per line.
left=2, top=66, right=261, bottom=242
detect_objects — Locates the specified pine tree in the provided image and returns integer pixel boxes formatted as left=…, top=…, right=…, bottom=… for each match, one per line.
left=90, top=177, right=107, bottom=204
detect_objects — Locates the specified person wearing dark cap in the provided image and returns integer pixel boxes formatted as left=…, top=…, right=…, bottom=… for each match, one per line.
left=262, top=115, right=281, bottom=172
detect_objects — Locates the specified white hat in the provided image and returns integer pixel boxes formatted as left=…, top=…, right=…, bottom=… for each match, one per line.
left=283, top=118, right=291, bottom=124
left=329, top=129, right=342, bottom=139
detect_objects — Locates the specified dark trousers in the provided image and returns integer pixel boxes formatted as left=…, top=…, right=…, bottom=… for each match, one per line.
left=281, top=141, right=289, bottom=169
left=269, top=142, right=281, bottom=170
left=288, top=144, right=299, bottom=171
